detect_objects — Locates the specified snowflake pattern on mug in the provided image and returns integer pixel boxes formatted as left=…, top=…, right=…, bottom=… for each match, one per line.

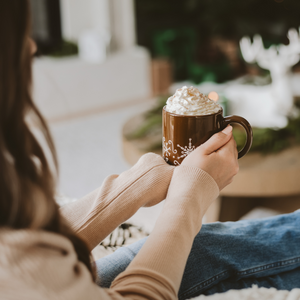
left=163, top=137, right=195, bottom=165
left=177, top=138, right=196, bottom=159
left=163, top=137, right=180, bottom=165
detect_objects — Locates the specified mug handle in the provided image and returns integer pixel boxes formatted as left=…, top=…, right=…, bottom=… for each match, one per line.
left=222, top=115, right=253, bottom=159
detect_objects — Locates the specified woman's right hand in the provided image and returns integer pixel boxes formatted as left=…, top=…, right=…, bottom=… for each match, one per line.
left=181, top=126, right=239, bottom=191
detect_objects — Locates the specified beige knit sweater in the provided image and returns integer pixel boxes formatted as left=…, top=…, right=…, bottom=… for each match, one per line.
left=0, top=153, right=219, bottom=300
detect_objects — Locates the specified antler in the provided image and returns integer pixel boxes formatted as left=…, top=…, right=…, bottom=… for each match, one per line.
left=286, top=27, right=300, bottom=51
left=240, top=27, right=300, bottom=70
left=240, top=34, right=264, bottom=63
left=277, top=28, right=300, bottom=67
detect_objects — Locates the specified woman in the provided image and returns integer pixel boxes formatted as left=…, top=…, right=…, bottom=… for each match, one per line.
left=1, top=1, right=299, bottom=300
left=0, top=0, right=237, bottom=298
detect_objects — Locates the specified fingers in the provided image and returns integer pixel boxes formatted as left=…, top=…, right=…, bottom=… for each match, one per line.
left=218, top=136, right=237, bottom=156
left=218, top=137, right=239, bottom=175
left=200, top=126, right=233, bottom=155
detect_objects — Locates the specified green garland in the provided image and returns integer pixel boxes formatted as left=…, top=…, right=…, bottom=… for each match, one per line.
left=234, top=116, right=300, bottom=154
left=126, top=97, right=300, bottom=154
left=48, top=40, right=78, bottom=58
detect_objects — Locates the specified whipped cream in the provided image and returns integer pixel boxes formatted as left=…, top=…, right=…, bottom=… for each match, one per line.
left=166, top=86, right=221, bottom=115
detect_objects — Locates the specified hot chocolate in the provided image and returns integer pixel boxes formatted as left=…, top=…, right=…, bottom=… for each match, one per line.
left=163, top=86, right=253, bottom=165
left=166, top=86, right=221, bottom=116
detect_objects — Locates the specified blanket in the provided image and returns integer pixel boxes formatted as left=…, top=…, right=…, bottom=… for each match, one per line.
left=192, top=285, right=300, bottom=300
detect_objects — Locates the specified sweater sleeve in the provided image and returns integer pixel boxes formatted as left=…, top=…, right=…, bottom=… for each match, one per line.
left=60, top=153, right=175, bottom=250
left=110, top=165, right=219, bottom=299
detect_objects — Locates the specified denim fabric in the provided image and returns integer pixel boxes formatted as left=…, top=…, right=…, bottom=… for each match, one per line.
left=95, top=237, right=146, bottom=287
left=96, top=210, right=300, bottom=299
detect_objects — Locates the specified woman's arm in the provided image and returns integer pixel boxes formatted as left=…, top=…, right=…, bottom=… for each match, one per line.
left=110, top=166, right=220, bottom=299
left=60, top=153, right=175, bottom=250
left=110, top=126, right=238, bottom=299
left=49, top=127, right=237, bottom=300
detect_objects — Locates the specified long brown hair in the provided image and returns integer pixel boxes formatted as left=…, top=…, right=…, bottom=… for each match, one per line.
left=0, top=0, right=95, bottom=280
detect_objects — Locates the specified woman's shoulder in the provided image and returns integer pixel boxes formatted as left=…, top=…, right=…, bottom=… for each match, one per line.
left=0, top=228, right=75, bottom=281
left=0, top=228, right=108, bottom=300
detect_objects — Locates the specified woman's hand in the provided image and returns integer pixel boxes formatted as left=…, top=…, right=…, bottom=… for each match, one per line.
left=181, top=126, right=239, bottom=191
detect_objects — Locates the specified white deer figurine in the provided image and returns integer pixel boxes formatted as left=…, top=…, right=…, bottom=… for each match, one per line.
left=224, top=28, right=300, bottom=128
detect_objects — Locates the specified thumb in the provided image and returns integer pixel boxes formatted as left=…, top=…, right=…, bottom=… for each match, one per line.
left=200, top=126, right=233, bottom=155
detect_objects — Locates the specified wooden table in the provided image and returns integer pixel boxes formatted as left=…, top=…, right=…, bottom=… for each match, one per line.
left=123, top=115, right=300, bottom=222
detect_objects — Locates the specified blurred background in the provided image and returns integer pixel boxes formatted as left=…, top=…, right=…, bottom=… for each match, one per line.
left=30, top=0, right=300, bottom=230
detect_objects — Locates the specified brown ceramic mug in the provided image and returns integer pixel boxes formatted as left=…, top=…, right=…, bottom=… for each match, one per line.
left=163, top=106, right=253, bottom=165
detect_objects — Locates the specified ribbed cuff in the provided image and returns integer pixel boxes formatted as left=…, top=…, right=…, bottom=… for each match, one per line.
left=168, top=165, right=219, bottom=202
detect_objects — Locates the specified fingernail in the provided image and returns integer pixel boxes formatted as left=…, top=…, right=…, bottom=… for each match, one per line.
left=222, top=125, right=233, bottom=134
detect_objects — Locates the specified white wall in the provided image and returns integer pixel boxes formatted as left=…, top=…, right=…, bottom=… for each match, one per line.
left=109, top=0, right=136, bottom=51
left=60, top=0, right=136, bottom=52
left=60, top=0, right=110, bottom=41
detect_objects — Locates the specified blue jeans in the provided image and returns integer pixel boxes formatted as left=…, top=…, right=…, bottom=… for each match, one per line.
left=96, top=210, right=300, bottom=299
